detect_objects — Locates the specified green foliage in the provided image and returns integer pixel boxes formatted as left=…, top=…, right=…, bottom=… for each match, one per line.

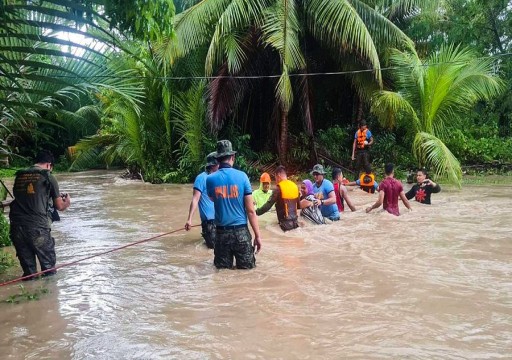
left=371, top=132, right=415, bottom=169
left=172, top=0, right=418, bottom=161
left=0, top=249, right=15, bottom=274
left=315, top=126, right=351, bottom=162
left=104, top=0, right=175, bottom=41
left=446, top=129, right=512, bottom=165
left=0, top=214, right=10, bottom=247
left=372, top=45, right=503, bottom=187
left=3, top=284, right=50, bottom=304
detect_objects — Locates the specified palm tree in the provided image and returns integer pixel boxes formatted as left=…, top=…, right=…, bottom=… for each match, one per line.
left=371, top=45, right=503, bottom=186
left=0, top=0, right=174, bottom=158
left=173, top=0, right=419, bottom=164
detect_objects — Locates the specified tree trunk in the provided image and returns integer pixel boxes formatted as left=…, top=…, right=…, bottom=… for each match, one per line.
left=356, top=97, right=364, bottom=123
left=279, top=110, right=288, bottom=165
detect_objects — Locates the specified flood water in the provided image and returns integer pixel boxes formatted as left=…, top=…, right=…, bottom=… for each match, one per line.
left=0, top=170, right=511, bottom=359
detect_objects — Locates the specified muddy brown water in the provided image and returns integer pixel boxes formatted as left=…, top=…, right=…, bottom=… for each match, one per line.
left=0, top=170, right=511, bottom=359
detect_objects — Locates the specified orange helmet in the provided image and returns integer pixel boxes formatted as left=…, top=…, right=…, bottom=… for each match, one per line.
left=260, top=172, right=271, bottom=183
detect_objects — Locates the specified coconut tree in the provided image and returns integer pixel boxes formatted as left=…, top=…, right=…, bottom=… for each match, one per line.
left=371, top=45, right=503, bottom=186
left=173, top=0, right=423, bottom=164
left=0, top=0, right=174, bottom=158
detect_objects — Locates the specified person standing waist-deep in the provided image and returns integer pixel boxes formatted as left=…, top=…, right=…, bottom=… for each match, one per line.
left=256, top=166, right=300, bottom=232
left=185, top=152, right=219, bottom=249
left=206, top=140, right=261, bottom=269
left=9, top=150, right=71, bottom=279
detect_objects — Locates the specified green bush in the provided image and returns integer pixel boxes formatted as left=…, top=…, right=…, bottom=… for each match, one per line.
left=316, top=125, right=351, bottom=162
left=0, top=250, right=15, bottom=274
left=0, top=214, right=10, bottom=247
left=371, top=132, right=415, bottom=170
left=446, top=130, right=512, bottom=165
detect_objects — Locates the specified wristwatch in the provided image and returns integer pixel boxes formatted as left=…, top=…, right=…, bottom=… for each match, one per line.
left=320, top=200, right=324, bottom=205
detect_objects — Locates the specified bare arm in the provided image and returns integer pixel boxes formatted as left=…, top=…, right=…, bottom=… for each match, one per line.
left=244, top=194, right=261, bottom=253
left=185, top=189, right=202, bottom=230
left=399, top=191, right=412, bottom=211
left=340, top=185, right=356, bottom=211
left=351, top=139, right=357, bottom=160
left=54, top=194, right=71, bottom=211
left=366, top=191, right=384, bottom=213
left=300, top=197, right=313, bottom=208
left=368, top=135, right=374, bottom=146
left=322, top=190, right=337, bottom=206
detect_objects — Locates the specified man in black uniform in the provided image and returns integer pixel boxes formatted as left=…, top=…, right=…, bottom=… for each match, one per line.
left=9, top=150, right=71, bottom=279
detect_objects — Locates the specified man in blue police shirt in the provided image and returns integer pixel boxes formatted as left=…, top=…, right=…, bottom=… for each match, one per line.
left=206, top=140, right=262, bottom=269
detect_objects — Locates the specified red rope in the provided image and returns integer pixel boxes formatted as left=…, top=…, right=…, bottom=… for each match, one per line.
left=0, top=225, right=199, bottom=287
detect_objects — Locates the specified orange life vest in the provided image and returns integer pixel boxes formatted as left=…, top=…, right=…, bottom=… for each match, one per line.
left=356, top=129, right=368, bottom=149
left=359, top=173, right=375, bottom=193
left=277, top=179, right=300, bottom=221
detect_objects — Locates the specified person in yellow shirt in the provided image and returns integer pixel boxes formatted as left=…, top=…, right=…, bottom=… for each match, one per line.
left=253, top=172, right=273, bottom=210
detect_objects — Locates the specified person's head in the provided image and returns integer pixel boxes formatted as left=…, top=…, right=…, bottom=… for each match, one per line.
left=215, top=139, right=237, bottom=165
left=274, top=165, right=287, bottom=183
left=35, top=150, right=55, bottom=170
left=384, top=163, right=394, bottom=176
left=301, top=179, right=314, bottom=197
left=364, top=164, right=372, bottom=174
left=310, top=164, right=326, bottom=184
left=359, top=120, right=367, bottom=131
left=260, top=172, right=271, bottom=192
left=416, top=168, right=428, bottom=184
left=331, top=167, right=343, bottom=182
left=205, top=152, right=219, bottom=174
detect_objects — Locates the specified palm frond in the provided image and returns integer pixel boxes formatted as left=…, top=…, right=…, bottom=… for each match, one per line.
left=413, top=131, right=462, bottom=187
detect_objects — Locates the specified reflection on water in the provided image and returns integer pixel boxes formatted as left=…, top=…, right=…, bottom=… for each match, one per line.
left=1, top=171, right=511, bottom=359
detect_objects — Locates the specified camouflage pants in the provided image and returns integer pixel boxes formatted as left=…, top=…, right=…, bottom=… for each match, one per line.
left=201, top=220, right=216, bottom=249
left=10, top=225, right=56, bottom=278
left=214, top=226, right=255, bottom=269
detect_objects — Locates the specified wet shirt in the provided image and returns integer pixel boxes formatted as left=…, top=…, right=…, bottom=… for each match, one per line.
left=378, top=177, right=403, bottom=216
left=312, top=179, right=340, bottom=218
left=9, top=166, right=59, bottom=228
left=333, top=183, right=345, bottom=212
left=193, top=171, right=215, bottom=222
left=206, top=164, right=252, bottom=226
left=405, top=183, right=441, bottom=205
left=253, top=187, right=273, bottom=209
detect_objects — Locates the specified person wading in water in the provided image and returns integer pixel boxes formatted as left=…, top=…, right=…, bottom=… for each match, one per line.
left=185, top=152, right=219, bottom=249
left=206, top=140, right=262, bottom=269
left=256, top=166, right=300, bottom=232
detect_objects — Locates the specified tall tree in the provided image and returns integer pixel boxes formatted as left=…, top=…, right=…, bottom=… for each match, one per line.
left=371, top=45, right=503, bottom=186
left=173, top=0, right=418, bottom=164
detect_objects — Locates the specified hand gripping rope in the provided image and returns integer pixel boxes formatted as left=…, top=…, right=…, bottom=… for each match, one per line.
left=0, top=225, right=199, bottom=287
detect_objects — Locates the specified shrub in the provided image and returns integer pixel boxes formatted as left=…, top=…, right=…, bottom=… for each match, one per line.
left=0, top=214, right=10, bottom=247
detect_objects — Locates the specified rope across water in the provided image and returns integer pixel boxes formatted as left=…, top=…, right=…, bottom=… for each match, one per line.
left=0, top=225, right=199, bottom=287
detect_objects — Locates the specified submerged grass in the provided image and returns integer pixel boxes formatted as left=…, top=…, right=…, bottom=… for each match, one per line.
left=3, top=284, right=50, bottom=304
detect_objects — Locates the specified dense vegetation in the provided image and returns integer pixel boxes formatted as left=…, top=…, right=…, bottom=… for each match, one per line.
left=1, top=0, right=511, bottom=186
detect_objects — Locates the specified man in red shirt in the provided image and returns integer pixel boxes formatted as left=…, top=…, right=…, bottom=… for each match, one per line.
left=366, top=163, right=412, bottom=216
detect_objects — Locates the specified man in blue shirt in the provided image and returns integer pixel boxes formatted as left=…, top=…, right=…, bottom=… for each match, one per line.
left=311, top=164, right=340, bottom=221
left=185, top=152, right=219, bottom=249
left=206, top=140, right=261, bottom=269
